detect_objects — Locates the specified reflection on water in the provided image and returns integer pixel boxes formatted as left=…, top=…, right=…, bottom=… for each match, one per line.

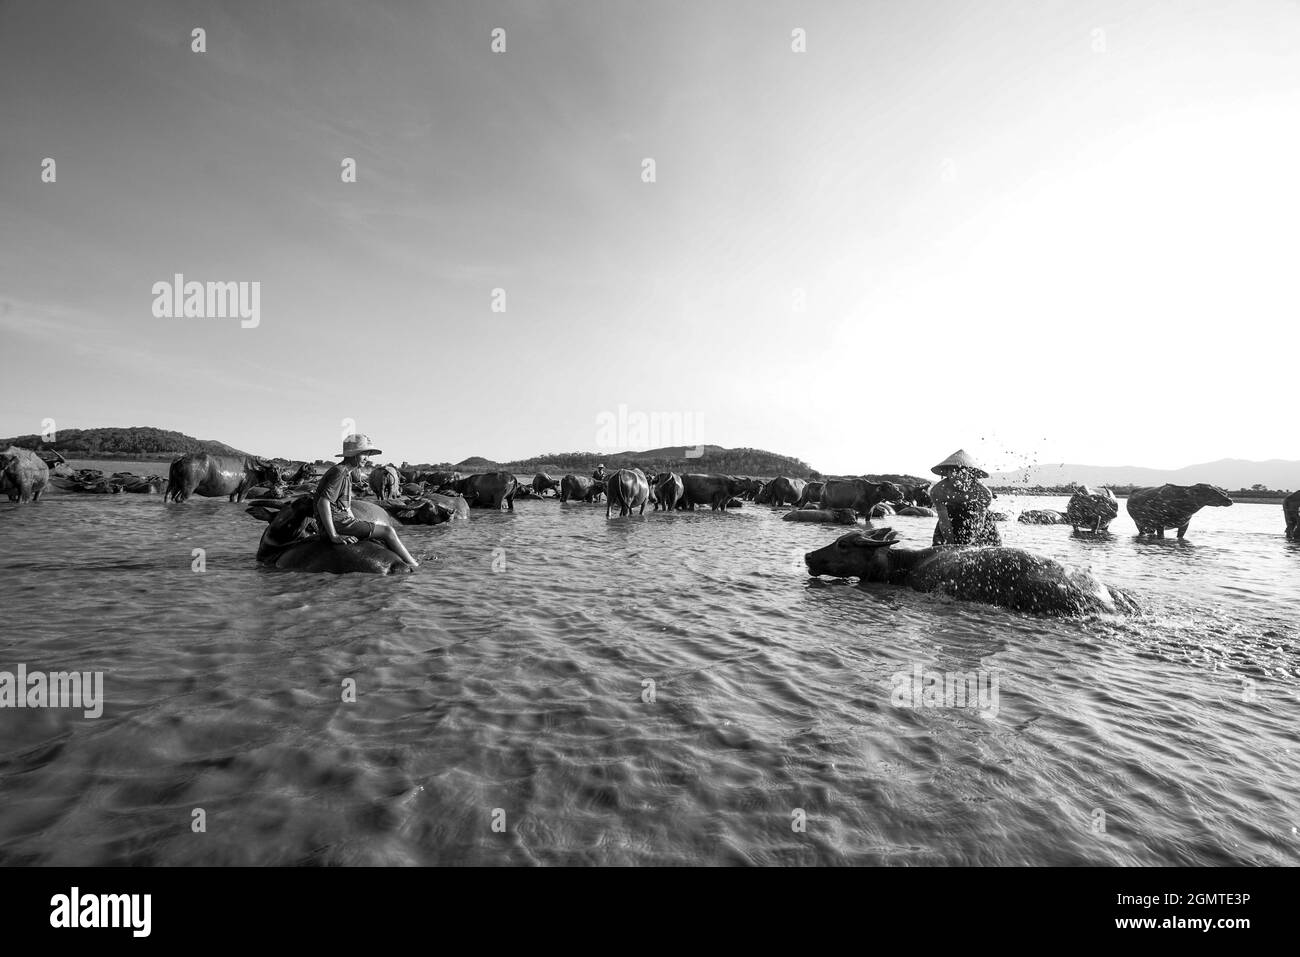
left=0, top=492, right=1296, bottom=865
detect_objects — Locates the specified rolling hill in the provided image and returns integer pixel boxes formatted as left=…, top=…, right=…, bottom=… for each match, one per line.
left=431, top=446, right=818, bottom=478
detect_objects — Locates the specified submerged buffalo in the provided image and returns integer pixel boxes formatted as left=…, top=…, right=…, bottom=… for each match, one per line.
left=783, top=507, right=858, bottom=525
left=247, top=497, right=411, bottom=574
left=1127, top=484, right=1232, bottom=538
left=373, top=492, right=467, bottom=525
left=820, top=479, right=904, bottom=520
left=805, top=528, right=1140, bottom=617
left=419, top=470, right=463, bottom=490
left=1065, top=486, right=1119, bottom=533
left=1018, top=509, right=1068, bottom=525
left=111, top=472, right=166, bottom=494
left=680, top=473, right=746, bottom=511
left=559, top=474, right=603, bottom=503
left=1, top=446, right=50, bottom=502
left=165, top=453, right=282, bottom=503
left=606, top=468, right=650, bottom=517
left=449, top=471, right=518, bottom=510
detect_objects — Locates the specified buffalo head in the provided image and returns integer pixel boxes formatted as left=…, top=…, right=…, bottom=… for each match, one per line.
left=1188, top=484, right=1233, bottom=508
left=805, top=528, right=902, bottom=580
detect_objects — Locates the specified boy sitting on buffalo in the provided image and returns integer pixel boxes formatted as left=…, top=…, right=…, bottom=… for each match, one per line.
left=315, top=434, right=419, bottom=569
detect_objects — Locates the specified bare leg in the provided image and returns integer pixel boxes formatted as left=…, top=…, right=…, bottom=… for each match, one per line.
left=377, top=525, right=419, bottom=568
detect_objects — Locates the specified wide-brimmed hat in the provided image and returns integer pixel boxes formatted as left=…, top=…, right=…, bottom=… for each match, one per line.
left=336, top=433, right=383, bottom=457
left=931, top=448, right=988, bottom=478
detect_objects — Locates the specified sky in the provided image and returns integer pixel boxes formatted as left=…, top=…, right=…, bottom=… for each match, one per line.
left=2, top=0, right=1298, bottom=475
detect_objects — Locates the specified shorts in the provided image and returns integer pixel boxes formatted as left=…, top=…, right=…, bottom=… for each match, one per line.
left=333, top=516, right=378, bottom=539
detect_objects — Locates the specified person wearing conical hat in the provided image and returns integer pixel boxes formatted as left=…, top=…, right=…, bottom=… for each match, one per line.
left=314, top=433, right=419, bottom=569
left=929, top=448, right=1001, bottom=546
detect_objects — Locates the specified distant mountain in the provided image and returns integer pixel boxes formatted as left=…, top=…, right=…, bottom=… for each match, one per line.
left=0, top=427, right=250, bottom=459
left=990, top=458, right=1300, bottom=492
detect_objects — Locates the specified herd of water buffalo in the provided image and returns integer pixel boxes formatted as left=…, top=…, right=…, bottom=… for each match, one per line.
left=5, top=446, right=1298, bottom=616
left=2, top=448, right=1296, bottom=541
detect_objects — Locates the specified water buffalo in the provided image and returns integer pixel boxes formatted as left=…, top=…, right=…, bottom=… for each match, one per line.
left=35, top=448, right=66, bottom=468
left=795, top=482, right=824, bottom=508
left=115, top=472, right=166, bottom=494
left=805, top=528, right=1140, bottom=617
left=765, top=476, right=807, bottom=507
left=449, top=471, right=518, bottom=510
left=651, top=472, right=684, bottom=511
left=54, top=468, right=124, bottom=494
left=782, top=507, right=858, bottom=524
left=281, top=462, right=315, bottom=486
left=1018, top=509, right=1069, bottom=525
left=375, top=496, right=457, bottom=525
left=606, top=468, right=650, bottom=517
left=532, top=472, right=561, bottom=497
left=369, top=464, right=401, bottom=500
left=681, top=473, right=747, bottom=511
left=820, top=480, right=904, bottom=520
left=1062, top=486, right=1119, bottom=533
left=1285, top=491, right=1300, bottom=540
left=869, top=502, right=896, bottom=519
left=731, top=477, right=763, bottom=501
left=897, top=482, right=933, bottom=507
left=1127, top=484, right=1233, bottom=538
left=0, top=446, right=50, bottom=502
left=419, top=470, right=463, bottom=490
left=560, top=473, right=603, bottom=503
left=896, top=505, right=937, bottom=517
left=247, top=496, right=411, bottom=574
left=165, top=453, right=282, bottom=503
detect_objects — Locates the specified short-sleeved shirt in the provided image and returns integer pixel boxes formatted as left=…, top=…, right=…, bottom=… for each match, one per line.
left=314, top=464, right=355, bottom=520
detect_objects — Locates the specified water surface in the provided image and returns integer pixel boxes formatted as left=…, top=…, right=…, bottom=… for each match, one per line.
left=1, top=488, right=1296, bottom=865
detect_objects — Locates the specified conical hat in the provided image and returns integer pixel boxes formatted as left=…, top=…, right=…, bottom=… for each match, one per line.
left=931, top=449, right=988, bottom=478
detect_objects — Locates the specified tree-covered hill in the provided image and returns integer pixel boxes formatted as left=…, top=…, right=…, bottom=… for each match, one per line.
left=0, top=427, right=251, bottom=459
left=484, top=446, right=819, bottom=478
